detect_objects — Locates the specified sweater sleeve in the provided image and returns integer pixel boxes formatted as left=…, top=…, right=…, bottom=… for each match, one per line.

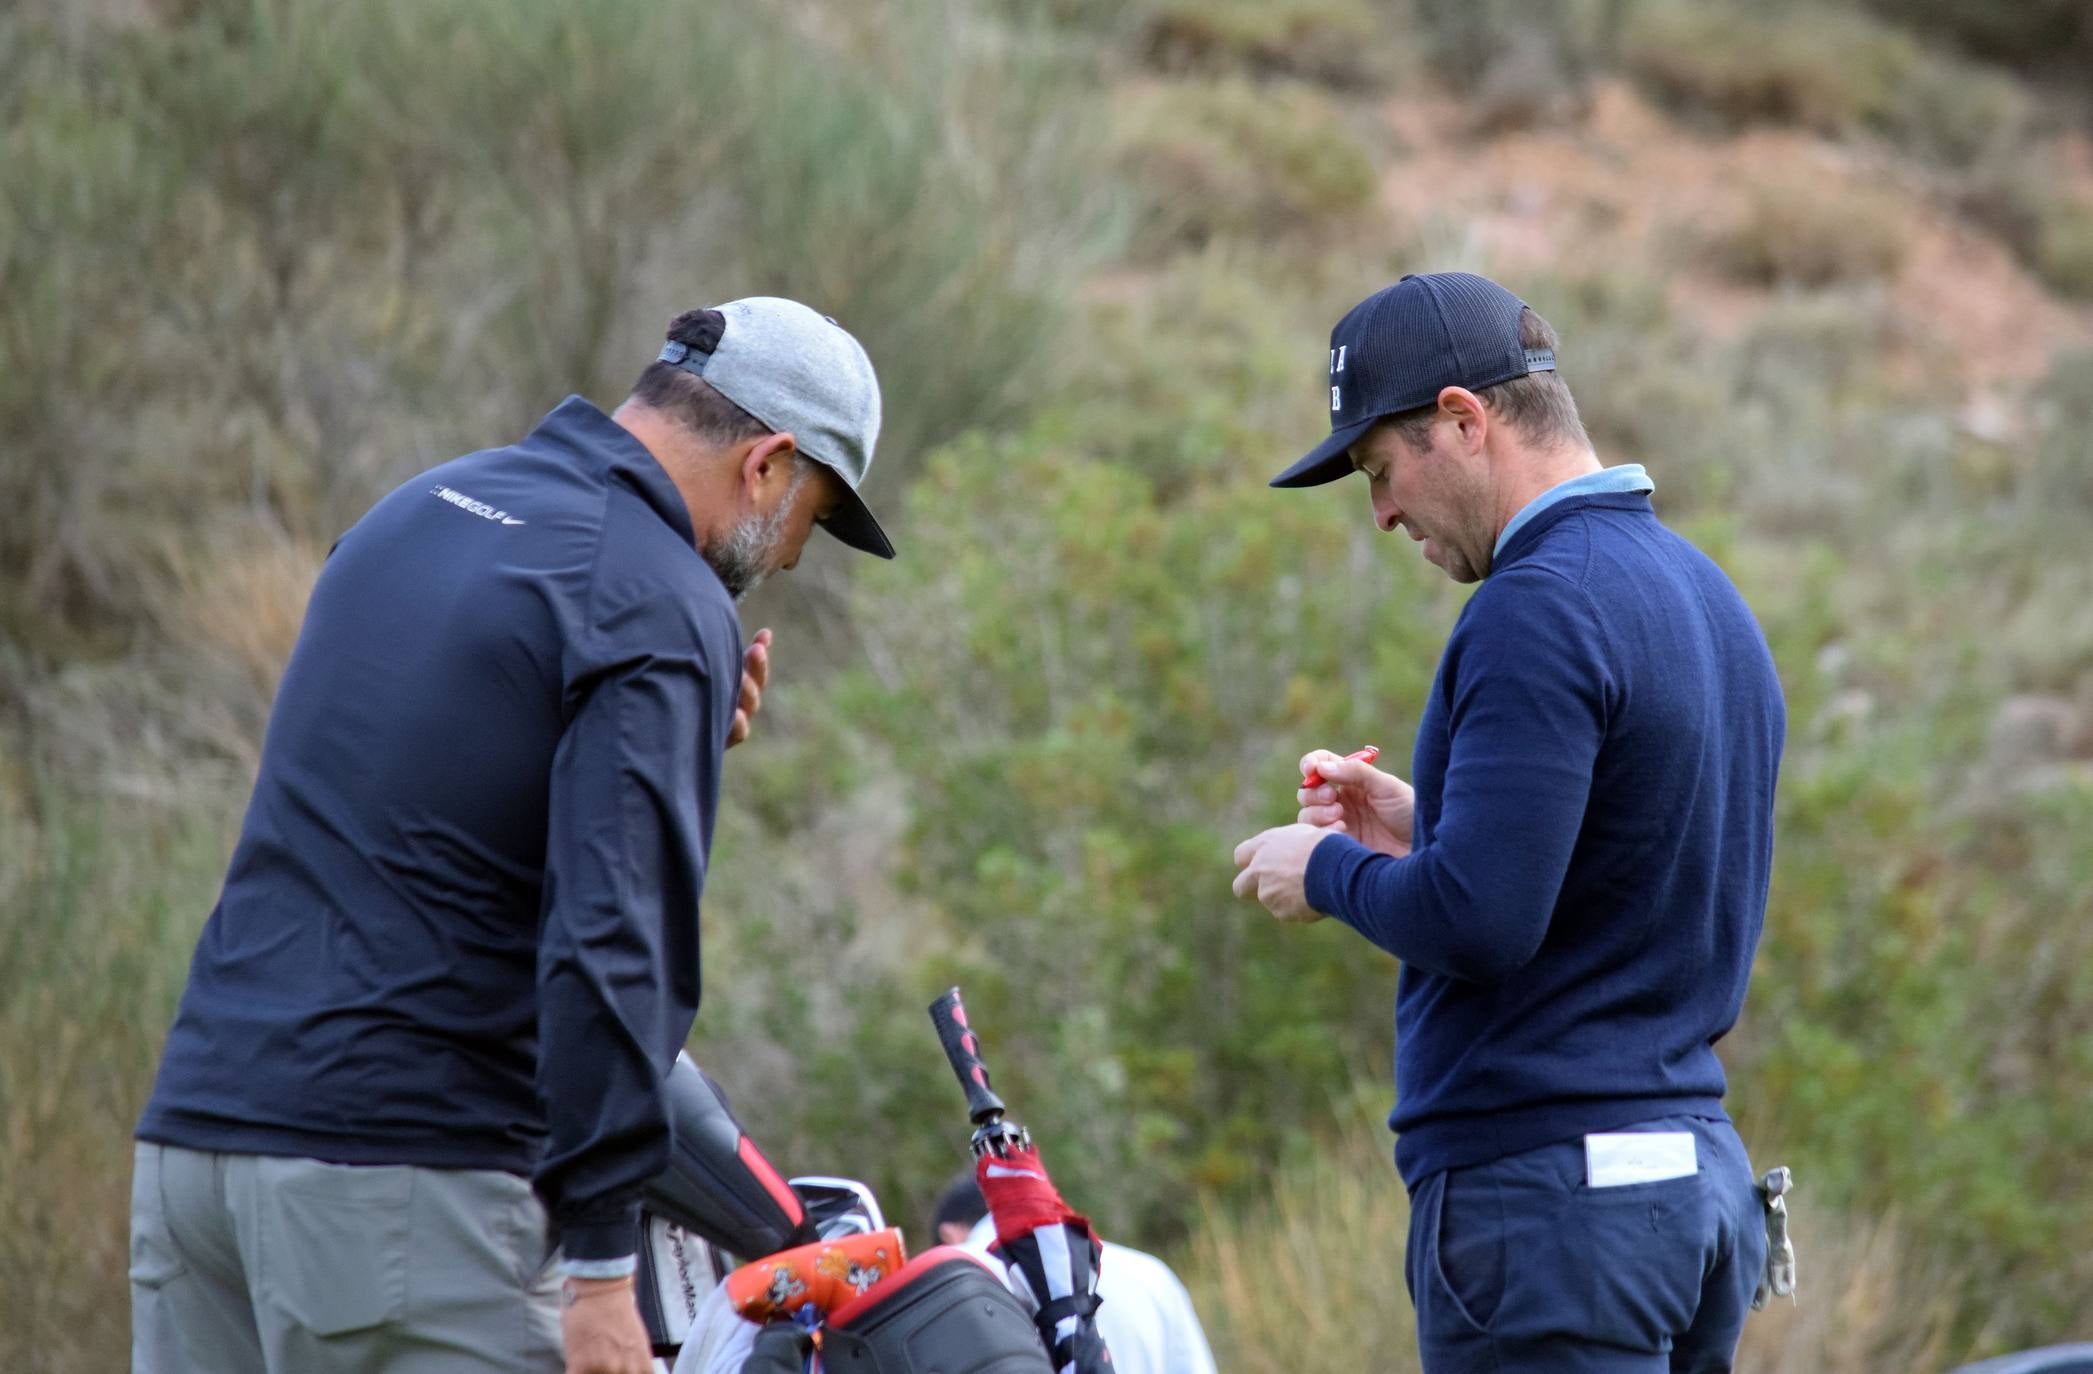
left=1303, top=569, right=1611, bottom=983
left=532, top=592, right=731, bottom=1261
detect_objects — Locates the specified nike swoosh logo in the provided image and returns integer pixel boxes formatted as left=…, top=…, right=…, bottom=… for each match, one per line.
left=501, top=517, right=526, bottom=526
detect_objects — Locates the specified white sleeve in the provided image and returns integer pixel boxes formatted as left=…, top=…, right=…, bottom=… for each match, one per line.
left=1154, top=1267, right=1218, bottom=1374
left=1092, top=1244, right=1220, bottom=1374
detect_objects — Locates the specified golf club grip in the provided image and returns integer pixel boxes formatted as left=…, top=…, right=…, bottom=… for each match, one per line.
left=928, top=987, right=1006, bottom=1124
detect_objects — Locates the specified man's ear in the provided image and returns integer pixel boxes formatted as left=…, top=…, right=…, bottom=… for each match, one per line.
left=1437, top=386, right=1489, bottom=454
left=937, top=1222, right=970, bottom=1246
left=737, top=431, right=800, bottom=502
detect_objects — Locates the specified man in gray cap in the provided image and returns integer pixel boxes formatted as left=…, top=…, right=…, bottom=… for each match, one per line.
left=132, top=298, right=889, bottom=1374
left=1233, top=273, right=1784, bottom=1372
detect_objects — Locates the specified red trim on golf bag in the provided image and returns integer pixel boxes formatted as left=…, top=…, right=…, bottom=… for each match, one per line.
left=737, top=1135, right=805, bottom=1226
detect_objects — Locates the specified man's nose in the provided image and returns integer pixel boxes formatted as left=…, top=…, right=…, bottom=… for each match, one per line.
left=1370, top=492, right=1403, bottom=533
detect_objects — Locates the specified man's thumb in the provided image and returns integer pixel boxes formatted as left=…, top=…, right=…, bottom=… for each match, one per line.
left=1317, top=755, right=1363, bottom=782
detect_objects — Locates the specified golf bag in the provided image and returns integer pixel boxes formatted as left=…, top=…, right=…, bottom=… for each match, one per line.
left=817, top=1246, right=1054, bottom=1373
left=637, top=1053, right=819, bottom=1353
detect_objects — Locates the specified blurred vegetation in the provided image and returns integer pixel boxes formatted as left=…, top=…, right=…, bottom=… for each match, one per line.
left=1180, top=1104, right=1963, bottom=1374
left=1699, top=171, right=1914, bottom=290
left=1114, top=78, right=1380, bottom=252
left=1622, top=0, right=2030, bottom=161
left=6, top=0, right=2093, bottom=1371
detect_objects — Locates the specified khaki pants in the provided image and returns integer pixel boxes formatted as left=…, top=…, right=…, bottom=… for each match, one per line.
left=130, top=1142, right=564, bottom=1373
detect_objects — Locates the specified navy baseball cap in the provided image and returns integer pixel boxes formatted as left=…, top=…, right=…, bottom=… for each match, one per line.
left=1269, top=272, right=1556, bottom=488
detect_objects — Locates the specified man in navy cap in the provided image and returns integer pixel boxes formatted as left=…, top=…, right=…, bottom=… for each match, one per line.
left=132, top=299, right=891, bottom=1374
left=1232, top=273, right=1785, bottom=1372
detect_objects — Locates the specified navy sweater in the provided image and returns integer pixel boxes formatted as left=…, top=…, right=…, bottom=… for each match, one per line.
left=1304, top=491, right=1784, bottom=1187
left=138, top=398, right=741, bottom=1261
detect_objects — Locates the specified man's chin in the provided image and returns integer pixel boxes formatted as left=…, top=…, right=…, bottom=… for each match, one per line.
left=1420, top=539, right=1480, bottom=584
left=700, top=530, right=785, bottom=602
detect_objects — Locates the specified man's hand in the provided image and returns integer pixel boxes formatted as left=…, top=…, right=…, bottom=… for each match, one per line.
left=726, top=627, right=773, bottom=748
left=561, top=1275, right=652, bottom=1374
left=1296, top=748, right=1415, bottom=859
left=1232, top=823, right=1331, bottom=922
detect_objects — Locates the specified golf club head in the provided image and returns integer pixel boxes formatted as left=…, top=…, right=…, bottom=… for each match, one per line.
left=790, top=1175, right=886, bottom=1240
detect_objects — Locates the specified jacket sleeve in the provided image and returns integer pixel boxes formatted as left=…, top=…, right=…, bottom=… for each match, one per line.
left=1304, top=568, right=1611, bottom=983
left=532, top=593, right=731, bottom=1262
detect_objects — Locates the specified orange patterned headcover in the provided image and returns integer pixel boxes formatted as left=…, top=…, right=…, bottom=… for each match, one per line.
left=725, top=1229, right=909, bottom=1323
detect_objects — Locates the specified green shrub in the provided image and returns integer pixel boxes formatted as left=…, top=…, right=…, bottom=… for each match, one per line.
left=2032, top=208, right=2093, bottom=299
left=2022, top=350, right=2093, bottom=516
left=1882, top=51, right=2030, bottom=169
left=1066, top=247, right=1367, bottom=486
left=1622, top=0, right=2026, bottom=167
left=1699, top=171, right=1913, bottom=289
left=0, top=14, right=181, bottom=649
left=1407, top=0, right=1632, bottom=88
left=1114, top=77, right=1379, bottom=251
left=1857, top=0, right=2093, bottom=76
left=0, top=0, right=1117, bottom=653
left=1137, top=0, right=1390, bottom=90
left=1961, top=151, right=2093, bottom=300
left=1517, top=271, right=1737, bottom=509
left=1624, top=1, right=1916, bottom=134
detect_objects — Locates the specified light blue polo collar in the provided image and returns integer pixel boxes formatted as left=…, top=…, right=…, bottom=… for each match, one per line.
left=1493, top=463, right=1655, bottom=559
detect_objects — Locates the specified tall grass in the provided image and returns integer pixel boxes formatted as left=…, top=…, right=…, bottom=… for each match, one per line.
left=1177, top=1104, right=1963, bottom=1374
left=1183, top=1112, right=1421, bottom=1373
left=0, top=792, right=230, bottom=1370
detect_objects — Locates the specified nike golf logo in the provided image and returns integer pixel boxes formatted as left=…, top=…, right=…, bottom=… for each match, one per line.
left=984, top=1162, right=1046, bottom=1179
left=430, top=485, right=525, bottom=526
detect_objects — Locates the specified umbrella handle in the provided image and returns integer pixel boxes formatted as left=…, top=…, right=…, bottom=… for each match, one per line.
left=928, top=987, right=1008, bottom=1127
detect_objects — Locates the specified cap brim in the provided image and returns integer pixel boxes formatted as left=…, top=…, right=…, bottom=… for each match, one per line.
left=817, top=482, right=895, bottom=559
left=1268, top=414, right=1378, bottom=488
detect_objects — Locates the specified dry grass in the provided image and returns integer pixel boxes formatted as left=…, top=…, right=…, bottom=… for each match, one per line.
left=1178, top=1113, right=1965, bottom=1373
left=158, top=526, right=325, bottom=713
left=1734, top=1213, right=1960, bottom=1374
left=1183, top=1123, right=1420, bottom=1373
left=0, top=796, right=227, bottom=1372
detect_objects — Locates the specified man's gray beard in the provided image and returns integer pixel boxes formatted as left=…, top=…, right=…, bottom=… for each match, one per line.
left=702, top=470, right=809, bottom=601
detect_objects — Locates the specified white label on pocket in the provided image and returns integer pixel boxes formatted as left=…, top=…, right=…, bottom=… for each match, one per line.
left=1585, top=1132, right=1697, bottom=1187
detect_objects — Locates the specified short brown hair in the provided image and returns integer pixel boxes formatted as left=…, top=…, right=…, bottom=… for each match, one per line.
left=1386, top=306, right=1588, bottom=452
left=628, top=310, right=775, bottom=447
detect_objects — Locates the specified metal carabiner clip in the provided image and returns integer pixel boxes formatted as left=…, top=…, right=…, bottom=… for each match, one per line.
left=1752, top=1166, right=1798, bottom=1310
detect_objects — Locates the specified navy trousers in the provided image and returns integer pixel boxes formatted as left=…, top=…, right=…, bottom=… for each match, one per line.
left=1404, top=1115, right=1765, bottom=1374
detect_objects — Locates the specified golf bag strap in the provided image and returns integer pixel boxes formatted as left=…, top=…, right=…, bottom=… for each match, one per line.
left=1037, top=1290, right=1104, bottom=1368
left=1036, top=1292, right=1101, bottom=1329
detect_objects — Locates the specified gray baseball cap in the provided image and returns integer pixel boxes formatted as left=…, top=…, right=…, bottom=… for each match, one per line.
left=655, top=296, right=893, bottom=559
